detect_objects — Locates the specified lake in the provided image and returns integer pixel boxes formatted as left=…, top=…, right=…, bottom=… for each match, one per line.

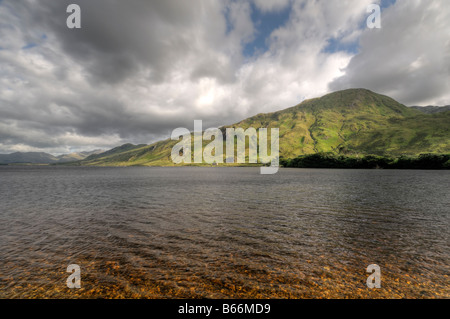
left=0, top=166, right=448, bottom=298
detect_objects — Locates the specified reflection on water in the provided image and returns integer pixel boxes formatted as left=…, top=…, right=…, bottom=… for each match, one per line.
left=0, top=166, right=448, bottom=298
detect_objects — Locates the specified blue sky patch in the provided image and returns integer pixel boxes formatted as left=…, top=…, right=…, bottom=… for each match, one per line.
left=322, top=0, right=397, bottom=55
left=240, top=0, right=397, bottom=58
left=380, top=0, right=397, bottom=9
left=243, top=2, right=291, bottom=57
left=322, top=37, right=360, bottom=55
left=22, top=43, right=37, bottom=50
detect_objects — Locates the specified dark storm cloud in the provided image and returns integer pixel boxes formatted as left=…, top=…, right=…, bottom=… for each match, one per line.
left=0, top=0, right=248, bottom=153
left=8, top=0, right=230, bottom=84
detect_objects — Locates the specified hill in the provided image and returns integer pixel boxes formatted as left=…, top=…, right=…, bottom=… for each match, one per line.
left=72, top=88, right=450, bottom=166
left=409, top=105, right=450, bottom=114
left=0, top=152, right=59, bottom=164
left=0, top=150, right=104, bottom=164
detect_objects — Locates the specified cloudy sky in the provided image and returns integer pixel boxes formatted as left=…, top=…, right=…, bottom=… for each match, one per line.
left=0, top=0, right=449, bottom=154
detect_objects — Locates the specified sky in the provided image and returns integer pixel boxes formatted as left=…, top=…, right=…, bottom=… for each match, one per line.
left=0, top=0, right=449, bottom=154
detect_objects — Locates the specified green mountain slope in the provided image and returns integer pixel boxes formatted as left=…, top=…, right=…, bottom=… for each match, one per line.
left=75, top=88, right=450, bottom=166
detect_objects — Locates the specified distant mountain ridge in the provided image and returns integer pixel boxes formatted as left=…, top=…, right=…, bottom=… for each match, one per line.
left=0, top=150, right=104, bottom=164
left=409, top=105, right=450, bottom=114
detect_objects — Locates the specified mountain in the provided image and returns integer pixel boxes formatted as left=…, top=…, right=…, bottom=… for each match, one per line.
left=56, top=150, right=105, bottom=162
left=82, top=144, right=147, bottom=162
left=68, top=88, right=450, bottom=166
left=0, top=149, right=104, bottom=164
left=409, top=105, right=450, bottom=114
left=0, top=152, right=59, bottom=164
left=73, top=141, right=173, bottom=166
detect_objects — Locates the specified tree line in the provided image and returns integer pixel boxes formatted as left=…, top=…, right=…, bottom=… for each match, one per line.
left=280, top=153, right=450, bottom=169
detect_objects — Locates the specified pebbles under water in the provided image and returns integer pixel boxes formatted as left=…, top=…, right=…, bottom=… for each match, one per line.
left=0, top=166, right=448, bottom=298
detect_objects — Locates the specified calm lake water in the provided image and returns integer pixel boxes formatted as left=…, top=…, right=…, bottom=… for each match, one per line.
left=0, top=166, right=448, bottom=298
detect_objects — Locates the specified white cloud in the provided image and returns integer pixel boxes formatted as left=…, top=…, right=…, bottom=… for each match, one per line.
left=330, top=0, right=450, bottom=106
left=253, top=0, right=291, bottom=13
left=0, top=0, right=448, bottom=154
